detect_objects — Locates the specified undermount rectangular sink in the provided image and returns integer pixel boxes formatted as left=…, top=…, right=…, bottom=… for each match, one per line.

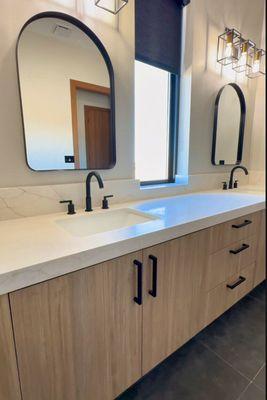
left=55, top=208, right=158, bottom=237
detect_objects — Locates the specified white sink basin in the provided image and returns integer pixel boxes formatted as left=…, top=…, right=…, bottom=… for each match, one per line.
left=55, top=208, right=158, bottom=237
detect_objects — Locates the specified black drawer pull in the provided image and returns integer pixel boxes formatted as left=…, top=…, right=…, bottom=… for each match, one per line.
left=229, top=243, right=250, bottom=255
left=133, top=260, right=143, bottom=305
left=227, top=276, right=246, bottom=290
left=232, top=220, right=252, bottom=229
left=148, top=255, right=158, bottom=298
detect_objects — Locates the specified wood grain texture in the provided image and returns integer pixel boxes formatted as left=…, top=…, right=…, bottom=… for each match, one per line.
left=142, top=229, right=209, bottom=374
left=84, top=105, right=111, bottom=169
left=209, top=212, right=261, bottom=254
left=70, top=79, right=110, bottom=169
left=205, top=262, right=255, bottom=326
left=102, top=252, right=142, bottom=399
left=10, top=253, right=142, bottom=400
left=206, top=235, right=258, bottom=291
left=10, top=265, right=107, bottom=400
left=0, top=294, right=21, bottom=400
left=254, top=210, right=266, bottom=287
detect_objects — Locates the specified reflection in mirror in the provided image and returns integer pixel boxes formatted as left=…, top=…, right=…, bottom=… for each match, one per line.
left=212, top=83, right=246, bottom=166
left=17, top=14, right=115, bottom=171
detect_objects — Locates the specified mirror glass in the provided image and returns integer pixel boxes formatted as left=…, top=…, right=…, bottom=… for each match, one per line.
left=212, top=83, right=246, bottom=166
left=17, top=15, right=115, bottom=171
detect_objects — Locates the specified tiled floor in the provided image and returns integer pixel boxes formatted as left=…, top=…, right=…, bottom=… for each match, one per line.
left=118, top=282, right=266, bottom=400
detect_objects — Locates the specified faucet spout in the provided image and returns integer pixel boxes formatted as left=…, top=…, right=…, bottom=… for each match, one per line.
left=228, top=166, right=248, bottom=189
left=85, top=171, right=104, bottom=212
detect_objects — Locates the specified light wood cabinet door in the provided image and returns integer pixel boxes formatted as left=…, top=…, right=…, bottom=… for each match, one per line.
left=254, top=210, right=266, bottom=286
left=142, top=229, right=209, bottom=374
left=9, top=252, right=142, bottom=400
left=0, top=295, right=22, bottom=400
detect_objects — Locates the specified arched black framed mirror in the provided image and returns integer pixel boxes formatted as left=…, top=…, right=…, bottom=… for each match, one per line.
left=211, top=83, right=246, bottom=166
left=17, top=12, right=116, bottom=171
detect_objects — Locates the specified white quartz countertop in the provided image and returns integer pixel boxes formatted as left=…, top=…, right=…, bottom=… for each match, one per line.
left=0, top=188, right=265, bottom=295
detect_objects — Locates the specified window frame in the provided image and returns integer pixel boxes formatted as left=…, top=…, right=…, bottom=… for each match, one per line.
left=139, top=71, right=180, bottom=186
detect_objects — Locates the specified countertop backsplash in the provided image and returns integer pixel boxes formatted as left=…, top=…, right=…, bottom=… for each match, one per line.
left=0, top=171, right=261, bottom=221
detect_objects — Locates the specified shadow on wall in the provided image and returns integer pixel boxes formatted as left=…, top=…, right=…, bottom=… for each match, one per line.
left=201, top=0, right=265, bottom=86
left=40, top=0, right=118, bottom=27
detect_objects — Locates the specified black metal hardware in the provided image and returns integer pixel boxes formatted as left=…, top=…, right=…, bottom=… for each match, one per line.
left=102, top=195, right=114, bottom=209
left=228, top=166, right=248, bottom=189
left=148, top=255, right=158, bottom=298
left=227, top=276, right=246, bottom=290
left=133, top=260, right=143, bottom=306
left=85, top=171, right=104, bottom=212
left=232, top=220, right=252, bottom=229
left=222, top=181, right=228, bottom=190
left=229, top=243, right=250, bottom=255
left=211, top=83, right=246, bottom=166
left=60, top=200, right=76, bottom=215
left=234, top=180, right=239, bottom=188
left=17, top=11, right=116, bottom=173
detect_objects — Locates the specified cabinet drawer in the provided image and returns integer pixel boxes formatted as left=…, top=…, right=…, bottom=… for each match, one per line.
left=206, top=235, right=258, bottom=291
left=209, top=212, right=261, bottom=253
left=205, top=263, right=255, bottom=326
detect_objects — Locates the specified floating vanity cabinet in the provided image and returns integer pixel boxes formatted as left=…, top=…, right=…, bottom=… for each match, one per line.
left=142, top=229, right=209, bottom=374
left=254, top=210, right=266, bottom=286
left=0, top=295, right=21, bottom=400
left=9, top=252, right=143, bottom=400
left=4, top=210, right=265, bottom=400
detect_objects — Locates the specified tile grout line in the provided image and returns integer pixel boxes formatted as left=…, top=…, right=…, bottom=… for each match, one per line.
left=199, top=340, right=252, bottom=383
left=235, top=382, right=252, bottom=400
left=251, top=363, right=266, bottom=392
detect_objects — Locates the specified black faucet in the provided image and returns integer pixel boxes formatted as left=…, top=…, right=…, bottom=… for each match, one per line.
left=85, top=171, right=104, bottom=212
left=228, top=166, right=248, bottom=189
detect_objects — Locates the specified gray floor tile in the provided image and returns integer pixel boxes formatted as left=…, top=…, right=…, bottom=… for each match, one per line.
left=254, top=365, right=266, bottom=391
left=197, top=294, right=266, bottom=380
left=117, top=339, right=248, bottom=400
left=248, top=281, right=266, bottom=304
left=239, top=383, right=265, bottom=400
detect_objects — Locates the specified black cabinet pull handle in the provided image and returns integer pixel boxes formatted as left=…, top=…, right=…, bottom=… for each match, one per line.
left=227, top=276, right=246, bottom=290
left=229, top=243, right=250, bottom=255
left=148, top=255, right=158, bottom=298
left=232, top=220, right=252, bottom=229
left=133, top=260, right=143, bottom=305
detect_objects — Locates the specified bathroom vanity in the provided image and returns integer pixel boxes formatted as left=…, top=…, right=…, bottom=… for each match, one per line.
left=0, top=191, right=265, bottom=400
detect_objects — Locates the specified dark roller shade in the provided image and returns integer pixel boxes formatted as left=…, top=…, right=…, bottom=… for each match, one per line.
left=135, top=0, right=190, bottom=75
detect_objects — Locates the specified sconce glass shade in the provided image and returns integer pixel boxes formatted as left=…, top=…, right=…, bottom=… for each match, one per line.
left=217, top=28, right=242, bottom=66
left=246, top=48, right=266, bottom=78
left=232, top=40, right=255, bottom=73
left=95, top=0, right=128, bottom=14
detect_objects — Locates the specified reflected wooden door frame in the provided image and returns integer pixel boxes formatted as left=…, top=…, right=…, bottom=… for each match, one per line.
left=70, top=79, right=110, bottom=169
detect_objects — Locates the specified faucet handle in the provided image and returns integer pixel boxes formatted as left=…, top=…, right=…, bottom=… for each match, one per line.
left=234, top=180, right=239, bottom=189
left=102, top=195, right=114, bottom=210
left=222, top=182, right=228, bottom=190
left=60, top=200, right=76, bottom=215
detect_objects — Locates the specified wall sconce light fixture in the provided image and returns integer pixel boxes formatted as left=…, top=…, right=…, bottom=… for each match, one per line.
left=95, top=0, right=128, bottom=14
left=217, top=28, right=241, bottom=66
left=232, top=40, right=255, bottom=73
left=217, top=27, right=265, bottom=79
left=246, top=48, right=266, bottom=79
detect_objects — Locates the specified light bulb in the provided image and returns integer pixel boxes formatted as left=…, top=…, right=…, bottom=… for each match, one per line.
left=252, top=59, right=260, bottom=74
left=225, top=42, right=233, bottom=59
left=238, top=51, right=247, bottom=66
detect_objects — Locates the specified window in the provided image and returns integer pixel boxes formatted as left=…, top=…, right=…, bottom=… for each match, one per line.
left=135, top=61, right=179, bottom=184
left=134, top=0, right=190, bottom=185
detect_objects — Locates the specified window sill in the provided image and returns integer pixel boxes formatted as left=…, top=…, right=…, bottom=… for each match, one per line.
left=140, top=176, right=188, bottom=191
